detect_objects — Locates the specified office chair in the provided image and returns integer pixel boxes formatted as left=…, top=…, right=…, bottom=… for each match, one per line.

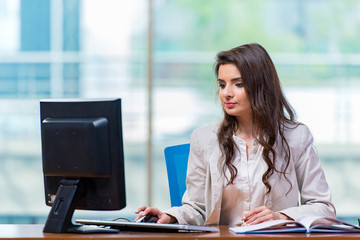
left=164, top=143, right=190, bottom=207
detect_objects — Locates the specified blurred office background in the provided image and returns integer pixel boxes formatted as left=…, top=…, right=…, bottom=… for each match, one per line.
left=1, top=0, right=360, bottom=224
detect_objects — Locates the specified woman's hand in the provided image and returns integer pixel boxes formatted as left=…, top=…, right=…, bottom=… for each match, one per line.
left=242, top=206, right=292, bottom=226
left=135, top=206, right=177, bottom=224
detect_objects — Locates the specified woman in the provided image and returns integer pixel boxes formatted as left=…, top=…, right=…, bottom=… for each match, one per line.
left=136, top=43, right=336, bottom=226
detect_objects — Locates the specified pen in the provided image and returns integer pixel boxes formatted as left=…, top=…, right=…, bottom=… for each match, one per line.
left=240, top=216, right=247, bottom=226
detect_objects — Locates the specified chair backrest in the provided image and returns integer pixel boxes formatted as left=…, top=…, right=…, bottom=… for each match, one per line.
left=164, top=143, right=190, bottom=207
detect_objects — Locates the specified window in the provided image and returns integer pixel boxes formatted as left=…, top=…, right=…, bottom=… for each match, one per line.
left=1, top=0, right=359, bottom=224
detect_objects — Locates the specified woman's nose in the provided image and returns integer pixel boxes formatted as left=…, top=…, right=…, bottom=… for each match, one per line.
left=222, top=85, right=234, bottom=97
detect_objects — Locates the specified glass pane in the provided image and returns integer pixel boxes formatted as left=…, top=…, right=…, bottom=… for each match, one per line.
left=0, top=0, right=147, bottom=223
left=152, top=0, right=360, bottom=224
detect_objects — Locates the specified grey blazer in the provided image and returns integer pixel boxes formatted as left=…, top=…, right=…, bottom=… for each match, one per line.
left=165, top=122, right=336, bottom=225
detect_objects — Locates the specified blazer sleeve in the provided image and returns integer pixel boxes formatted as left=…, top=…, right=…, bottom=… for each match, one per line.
left=164, top=128, right=208, bottom=225
left=280, top=124, right=336, bottom=221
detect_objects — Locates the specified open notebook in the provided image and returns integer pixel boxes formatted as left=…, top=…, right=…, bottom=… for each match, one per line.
left=229, top=216, right=360, bottom=234
left=76, top=219, right=220, bottom=233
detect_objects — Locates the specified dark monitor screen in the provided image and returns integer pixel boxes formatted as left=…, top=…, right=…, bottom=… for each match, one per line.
left=40, top=98, right=126, bottom=233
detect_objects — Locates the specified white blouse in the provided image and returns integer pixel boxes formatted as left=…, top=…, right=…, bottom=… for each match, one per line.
left=219, top=136, right=268, bottom=225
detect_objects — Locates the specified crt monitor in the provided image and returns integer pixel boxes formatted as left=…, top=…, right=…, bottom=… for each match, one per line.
left=40, top=98, right=126, bottom=233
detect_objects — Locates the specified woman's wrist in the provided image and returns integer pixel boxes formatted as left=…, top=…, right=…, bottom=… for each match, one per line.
left=277, top=212, right=293, bottom=220
left=165, top=214, right=177, bottom=223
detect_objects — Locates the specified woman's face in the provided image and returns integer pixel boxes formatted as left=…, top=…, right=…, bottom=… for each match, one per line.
left=217, top=64, right=252, bottom=118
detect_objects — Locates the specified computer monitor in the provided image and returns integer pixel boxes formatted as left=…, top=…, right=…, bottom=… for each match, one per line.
left=40, top=98, right=126, bottom=233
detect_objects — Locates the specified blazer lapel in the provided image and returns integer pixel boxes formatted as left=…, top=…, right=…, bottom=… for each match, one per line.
left=204, top=144, right=224, bottom=225
left=264, top=150, right=287, bottom=204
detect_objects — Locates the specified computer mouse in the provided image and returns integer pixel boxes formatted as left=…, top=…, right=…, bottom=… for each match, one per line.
left=139, top=215, right=159, bottom=223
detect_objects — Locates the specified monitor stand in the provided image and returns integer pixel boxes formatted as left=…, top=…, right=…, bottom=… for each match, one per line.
left=43, top=178, right=119, bottom=234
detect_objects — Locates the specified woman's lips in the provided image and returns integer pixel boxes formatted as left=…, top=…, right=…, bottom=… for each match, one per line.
left=225, top=102, right=236, bottom=108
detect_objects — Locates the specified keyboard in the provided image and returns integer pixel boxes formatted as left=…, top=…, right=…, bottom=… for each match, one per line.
left=75, top=219, right=220, bottom=233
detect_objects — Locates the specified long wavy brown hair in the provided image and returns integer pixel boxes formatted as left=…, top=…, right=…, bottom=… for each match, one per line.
left=215, top=43, right=297, bottom=194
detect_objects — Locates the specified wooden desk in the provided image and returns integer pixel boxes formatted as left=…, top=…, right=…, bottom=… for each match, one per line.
left=2, top=224, right=360, bottom=240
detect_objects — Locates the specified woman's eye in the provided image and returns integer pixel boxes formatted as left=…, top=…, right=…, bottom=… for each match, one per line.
left=235, top=82, right=244, bottom=87
left=218, top=83, right=225, bottom=88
